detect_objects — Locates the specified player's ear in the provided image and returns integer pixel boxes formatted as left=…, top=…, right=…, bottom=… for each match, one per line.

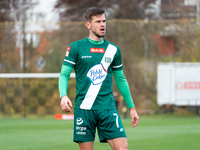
left=85, top=22, right=91, bottom=30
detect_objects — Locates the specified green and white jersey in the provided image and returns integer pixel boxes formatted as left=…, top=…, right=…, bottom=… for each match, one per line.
left=63, top=38, right=123, bottom=110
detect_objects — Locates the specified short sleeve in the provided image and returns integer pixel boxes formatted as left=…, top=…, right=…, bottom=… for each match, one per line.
left=111, top=47, right=123, bottom=71
left=63, top=44, right=77, bottom=67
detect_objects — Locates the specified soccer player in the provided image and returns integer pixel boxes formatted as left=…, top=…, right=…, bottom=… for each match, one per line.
left=59, top=7, right=139, bottom=150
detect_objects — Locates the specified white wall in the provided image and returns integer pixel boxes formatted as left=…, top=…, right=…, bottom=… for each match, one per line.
left=184, top=0, right=197, bottom=6
left=25, top=0, right=60, bottom=33
left=27, top=0, right=59, bottom=22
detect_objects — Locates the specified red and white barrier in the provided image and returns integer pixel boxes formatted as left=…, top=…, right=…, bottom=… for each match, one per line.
left=54, top=114, right=74, bottom=120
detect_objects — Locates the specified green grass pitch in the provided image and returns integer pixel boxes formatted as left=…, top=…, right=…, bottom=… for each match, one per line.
left=0, top=114, right=200, bottom=150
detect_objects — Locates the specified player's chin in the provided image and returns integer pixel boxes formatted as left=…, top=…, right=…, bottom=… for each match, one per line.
left=99, top=33, right=106, bottom=37
left=98, top=31, right=106, bottom=36
left=102, top=32, right=106, bottom=36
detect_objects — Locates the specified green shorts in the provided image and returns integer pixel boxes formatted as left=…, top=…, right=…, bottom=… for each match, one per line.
left=73, top=108, right=127, bottom=143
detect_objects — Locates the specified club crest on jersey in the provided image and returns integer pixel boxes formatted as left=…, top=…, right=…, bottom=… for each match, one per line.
left=105, top=57, right=112, bottom=63
left=90, top=48, right=105, bottom=53
left=86, top=64, right=107, bottom=85
left=66, top=46, right=71, bottom=57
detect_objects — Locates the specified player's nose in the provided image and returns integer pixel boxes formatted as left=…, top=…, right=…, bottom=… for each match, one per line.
left=100, top=21, right=105, bottom=26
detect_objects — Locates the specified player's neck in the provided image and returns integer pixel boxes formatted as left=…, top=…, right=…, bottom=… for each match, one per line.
left=88, top=35, right=103, bottom=41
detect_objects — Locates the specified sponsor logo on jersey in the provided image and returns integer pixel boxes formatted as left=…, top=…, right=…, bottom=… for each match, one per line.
left=66, top=46, right=71, bottom=57
left=86, top=64, right=107, bottom=85
left=76, top=126, right=86, bottom=131
left=90, top=48, right=105, bottom=53
left=81, top=56, right=92, bottom=58
left=76, top=118, right=83, bottom=125
left=76, top=131, right=86, bottom=135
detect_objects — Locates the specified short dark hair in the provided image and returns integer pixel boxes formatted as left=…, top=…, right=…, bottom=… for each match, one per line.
left=84, top=7, right=105, bottom=22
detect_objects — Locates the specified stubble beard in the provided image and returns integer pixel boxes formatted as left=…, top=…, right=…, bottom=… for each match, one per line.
left=92, top=30, right=106, bottom=38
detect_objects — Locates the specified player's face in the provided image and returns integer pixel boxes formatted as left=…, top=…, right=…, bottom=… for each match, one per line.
left=88, top=14, right=106, bottom=38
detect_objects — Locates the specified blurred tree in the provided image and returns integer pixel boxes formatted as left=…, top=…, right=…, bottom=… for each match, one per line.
left=0, top=0, right=36, bottom=73
left=0, top=0, right=12, bottom=22
left=0, top=0, right=35, bottom=22
left=177, top=26, right=200, bottom=62
left=0, top=0, right=20, bottom=72
left=54, top=0, right=157, bottom=21
left=43, top=31, right=64, bottom=73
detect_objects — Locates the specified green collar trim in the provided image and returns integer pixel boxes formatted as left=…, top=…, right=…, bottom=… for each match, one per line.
left=87, top=37, right=104, bottom=45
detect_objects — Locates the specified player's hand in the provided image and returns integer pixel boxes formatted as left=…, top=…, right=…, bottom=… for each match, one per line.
left=130, top=107, right=139, bottom=128
left=60, top=96, right=73, bottom=112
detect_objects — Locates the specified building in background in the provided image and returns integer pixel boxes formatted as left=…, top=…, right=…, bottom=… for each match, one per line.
left=161, top=0, right=198, bottom=19
left=150, top=0, right=200, bottom=56
left=15, top=0, right=64, bottom=72
left=146, top=0, right=200, bottom=20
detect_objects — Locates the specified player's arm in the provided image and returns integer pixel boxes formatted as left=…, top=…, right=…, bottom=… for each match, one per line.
left=113, top=70, right=139, bottom=127
left=113, top=69, right=134, bottom=108
left=59, top=65, right=73, bottom=112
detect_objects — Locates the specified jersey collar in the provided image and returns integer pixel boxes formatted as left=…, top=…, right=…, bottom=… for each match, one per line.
left=87, top=37, right=104, bottom=45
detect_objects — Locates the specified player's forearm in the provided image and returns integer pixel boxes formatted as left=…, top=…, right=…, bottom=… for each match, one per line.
left=113, top=70, right=135, bottom=108
left=58, top=65, right=73, bottom=99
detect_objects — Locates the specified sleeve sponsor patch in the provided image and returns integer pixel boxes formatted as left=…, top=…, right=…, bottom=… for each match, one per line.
left=66, top=46, right=71, bottom=57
